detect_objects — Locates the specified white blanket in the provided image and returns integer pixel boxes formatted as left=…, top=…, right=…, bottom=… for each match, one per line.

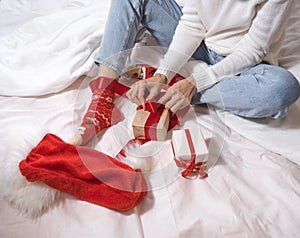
left=0, top=0, right=109, bottom=96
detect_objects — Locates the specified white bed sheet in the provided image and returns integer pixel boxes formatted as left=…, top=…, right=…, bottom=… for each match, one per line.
left=1, top=77, right=300, bottom=238
left=1, top=0, right=300, bottom=237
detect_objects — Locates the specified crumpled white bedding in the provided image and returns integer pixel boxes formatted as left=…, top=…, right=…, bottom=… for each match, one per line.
left=1, top=0, right=300, bottom=237
left=0, top=0, right=109, bottom=96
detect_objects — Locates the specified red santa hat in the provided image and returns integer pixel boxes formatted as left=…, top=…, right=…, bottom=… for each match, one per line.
left=1, top=126, right=147, bottom=218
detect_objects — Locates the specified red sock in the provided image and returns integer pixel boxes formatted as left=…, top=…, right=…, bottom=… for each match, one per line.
left=79, top=88, right=121, bottom=145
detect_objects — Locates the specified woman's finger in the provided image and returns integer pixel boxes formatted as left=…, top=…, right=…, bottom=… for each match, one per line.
left=137, top=82, right=146, bottom=105
left=169, top=97, right=187, bottom=112
left=146, top=83, right=161, bottom=101
left=126, top=84, right=140, bottom=105
left=158, top=90, right=173, bottom=106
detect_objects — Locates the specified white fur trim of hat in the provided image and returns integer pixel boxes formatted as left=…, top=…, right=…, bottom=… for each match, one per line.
left=0, top=126, right=62, bottom=218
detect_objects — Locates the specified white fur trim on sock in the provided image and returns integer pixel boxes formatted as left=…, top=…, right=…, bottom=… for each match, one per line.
left=0, top=126, right=62, bottom=218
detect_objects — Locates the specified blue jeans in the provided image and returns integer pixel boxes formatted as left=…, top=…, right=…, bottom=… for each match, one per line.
left=95, top=0, right=300, bottom=119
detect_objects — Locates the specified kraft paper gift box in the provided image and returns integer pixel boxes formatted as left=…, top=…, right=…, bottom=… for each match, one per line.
left=171, top=129, right=209, bottom=178
left=132, top=102, right=170, bottom=141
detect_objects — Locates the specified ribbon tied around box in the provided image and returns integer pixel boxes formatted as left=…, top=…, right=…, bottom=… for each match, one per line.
left=132, top=101, right=171, bottom=141
left=132, top=101, right=189, bottom=141
left=172, top=129, right=208, bottom=179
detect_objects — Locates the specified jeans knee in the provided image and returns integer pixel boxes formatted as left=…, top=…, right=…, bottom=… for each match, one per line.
left=289, top=73, right=300, bottom=99
left=281, top=71, right=299, bottom=101
left=269, top=70, right=300, bottom=110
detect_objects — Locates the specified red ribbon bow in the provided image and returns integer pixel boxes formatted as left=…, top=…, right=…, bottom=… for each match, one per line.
left=175, top=159, right=208, bottom=179
left=138, top=101, right=189, bottom=131
left=172, top=129, right=208, bottom=179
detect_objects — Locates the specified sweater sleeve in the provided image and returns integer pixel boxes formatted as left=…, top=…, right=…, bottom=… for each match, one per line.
left=193, top=0, right=293, bottom=92
left=155, top=0, right=205, bottom=80
left=157, top=0, right=293, bottom=92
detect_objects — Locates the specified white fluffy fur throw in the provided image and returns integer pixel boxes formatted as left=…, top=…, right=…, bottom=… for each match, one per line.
left=0, top=126, right=61, bottom=218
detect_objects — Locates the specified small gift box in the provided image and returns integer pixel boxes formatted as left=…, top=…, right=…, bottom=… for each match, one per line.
left=132, top=102, right=171, bottom=141
left=125, top=64, right=157, bottom=79
left=171, top=129, right=209, bottom=178
left=125, top=64, right=185, bottom=83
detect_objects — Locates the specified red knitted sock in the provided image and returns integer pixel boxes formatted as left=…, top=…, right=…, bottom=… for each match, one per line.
left=79, top=88, right=121, bottom=145
left=70, top=77, right=122, bottom=145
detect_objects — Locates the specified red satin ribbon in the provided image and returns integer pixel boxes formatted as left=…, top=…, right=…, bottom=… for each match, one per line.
left=168, top=106, right=189, bottom=131
left=182, top=129, right=196, bottom=177
left=90, top=77, right=130, bottom=97
left=144, top=112, right=160, bottom=141
left=168, top=74, right=185, bottom=87
left=137, top=101, right=157, bottom=113
left=172, top=129, right=208, bottom=179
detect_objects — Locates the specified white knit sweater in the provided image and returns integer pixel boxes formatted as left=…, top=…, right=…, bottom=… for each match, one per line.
left=156, top=0, right=294, bottom=92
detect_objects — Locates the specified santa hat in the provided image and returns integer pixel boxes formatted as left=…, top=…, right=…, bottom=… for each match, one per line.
left=0, top=127, right=147, bottom=218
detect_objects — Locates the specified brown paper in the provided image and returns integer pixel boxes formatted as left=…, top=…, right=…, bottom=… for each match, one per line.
left=132, top=109, right=170, bottom=141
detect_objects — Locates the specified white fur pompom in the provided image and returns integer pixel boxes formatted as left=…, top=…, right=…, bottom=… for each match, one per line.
left=0, top=126, right=61, bottom=218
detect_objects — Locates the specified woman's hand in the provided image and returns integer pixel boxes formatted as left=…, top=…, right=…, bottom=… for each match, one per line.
left=158, top=76, right=197, bottom=112
left=126, top=74, right=167, bottom=105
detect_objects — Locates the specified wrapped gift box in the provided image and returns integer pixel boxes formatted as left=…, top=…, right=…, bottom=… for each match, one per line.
left=132, top=102, right=170, bottom=141
left=171, top=129, right=209, bottom=178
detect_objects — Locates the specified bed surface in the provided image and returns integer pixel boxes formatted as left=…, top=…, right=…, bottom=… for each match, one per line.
left=1, top=1, right=300, bottom=237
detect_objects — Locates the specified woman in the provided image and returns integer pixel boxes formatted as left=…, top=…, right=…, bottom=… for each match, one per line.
left=70, top=0, right=300, bottom=145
